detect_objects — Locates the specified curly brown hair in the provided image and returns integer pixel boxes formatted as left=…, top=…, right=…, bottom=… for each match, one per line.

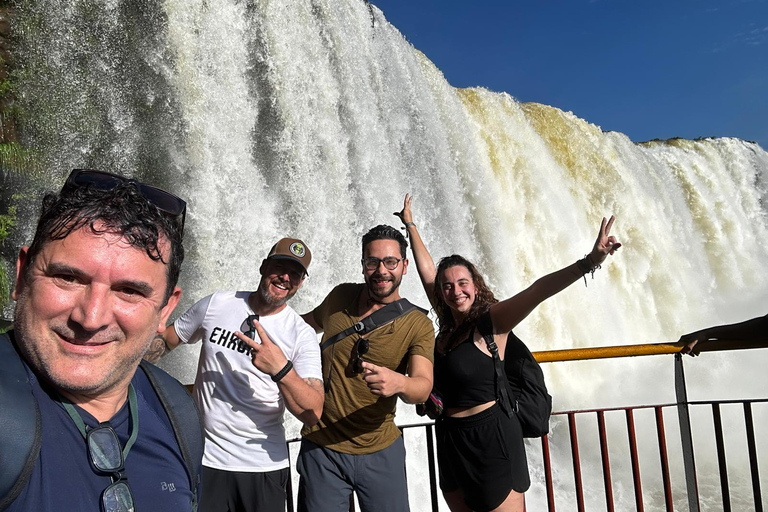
left=433, top=255, right=498, bottom=354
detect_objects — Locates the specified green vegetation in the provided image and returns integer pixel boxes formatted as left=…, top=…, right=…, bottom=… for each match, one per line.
left=0, top=196, right=16, bottom=319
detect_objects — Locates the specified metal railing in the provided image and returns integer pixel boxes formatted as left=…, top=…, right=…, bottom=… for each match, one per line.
left=284, top=339, right=767, bottom=511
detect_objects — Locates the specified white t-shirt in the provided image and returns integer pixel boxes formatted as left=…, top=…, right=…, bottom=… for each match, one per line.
left=174, top=291, right=321, bottom=471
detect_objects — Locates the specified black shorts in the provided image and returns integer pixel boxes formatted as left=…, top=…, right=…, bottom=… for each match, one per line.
left=200, top=466, right=289, bottom=512
left=436, top=403, right=530, bottom=512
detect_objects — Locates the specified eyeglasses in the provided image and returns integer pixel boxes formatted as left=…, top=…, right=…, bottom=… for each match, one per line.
left=63, top=169, right=187, bottom=234
left=362, top=257, right=403, bottom=271
left=243, top=314, right=259, bottom=339
left=59, top=385, right=139, bottom=512
left=87, top=424, right=136, bottom=512
left=351, top=337, right=369, bottom=375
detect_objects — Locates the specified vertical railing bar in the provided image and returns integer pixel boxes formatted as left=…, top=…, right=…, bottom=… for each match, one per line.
left=626, top=409, right=644, bottom=512
left=674, top=353, right=700, bottom=512
left=542, top=434, right=556, bottom=512
left=569, top=413, right=585, bottom=512
left=597, top=411, right=615, bottom=512
left=287, top=458, right=295, bottom=512
left=712, top=403, right=731, bottom=512
left=425, top=424, right=440, bottom=512
left=654, top=406, right=674, bottom=511
left=744, top=402, right=763, bottom=512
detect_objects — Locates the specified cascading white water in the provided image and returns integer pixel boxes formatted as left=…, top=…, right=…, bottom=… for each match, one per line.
left=5, top=0, right=768, bottom=510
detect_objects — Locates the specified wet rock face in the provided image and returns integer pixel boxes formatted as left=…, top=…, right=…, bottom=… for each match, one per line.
left=0, top=6, right=14, bottom=142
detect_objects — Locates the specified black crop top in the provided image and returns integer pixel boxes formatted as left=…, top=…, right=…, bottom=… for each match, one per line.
left=433, top=328, right=497, bottom=408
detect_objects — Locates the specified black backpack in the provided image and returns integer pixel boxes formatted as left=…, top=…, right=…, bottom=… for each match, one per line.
left=479, top=314, right=552, bottom=438
left=0, top=332, right=204, bottom=511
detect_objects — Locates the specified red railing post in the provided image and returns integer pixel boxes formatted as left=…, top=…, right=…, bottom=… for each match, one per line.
left=626, top=409, right=644, bottom=512
left=568, top=413, right=585, bottom=512
left=541, top=434, right=556, bottom=512
left=654, top=406, right=674, bottom=511
left=597, top=411, right=615, bottom=512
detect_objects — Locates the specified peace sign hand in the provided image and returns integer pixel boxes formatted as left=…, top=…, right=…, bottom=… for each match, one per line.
left=236, top=320, right=289, bottom=377
left=590, top=215, right=621, bottom=266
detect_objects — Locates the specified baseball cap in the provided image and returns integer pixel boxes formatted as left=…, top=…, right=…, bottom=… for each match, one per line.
left=267, top=238, right=312, bottom=276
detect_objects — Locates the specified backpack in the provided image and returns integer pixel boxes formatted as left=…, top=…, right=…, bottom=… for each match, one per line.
left=478, top=314, right=552, bottom=438
left=0, top=332, right=204, bottom=511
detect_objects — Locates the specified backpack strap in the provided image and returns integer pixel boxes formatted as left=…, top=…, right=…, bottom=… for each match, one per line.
left=320, top=298, right=427, bottom=351
left=0, top=332, right=42, bottom=512
left=139, top=361, right=204, bottom=512
left=477, top=313, right=514, bottom=418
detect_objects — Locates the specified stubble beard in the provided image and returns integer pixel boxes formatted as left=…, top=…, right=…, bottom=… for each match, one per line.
left=259, top=280, right=296, bottom=307
left=366, top=272, right=402, bottom=300
left=12, top=289, right=146, bottom=395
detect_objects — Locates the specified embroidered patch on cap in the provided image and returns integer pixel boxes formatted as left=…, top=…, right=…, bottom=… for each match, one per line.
left=290, top=242, right=306, bottom=258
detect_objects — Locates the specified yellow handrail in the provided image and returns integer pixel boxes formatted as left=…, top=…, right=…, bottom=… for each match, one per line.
left=532, top=339, right=767, bottom=363
left=181, top=340, right=767, bottom=392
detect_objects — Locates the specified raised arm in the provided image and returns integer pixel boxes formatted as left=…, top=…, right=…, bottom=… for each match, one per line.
left=679, top=313, right=768, bottom=356
left=490, top=216, right=621, bottom=334
left=143, top=324, right=184, bottom=363
left=394, top=194, right=438, bottom=309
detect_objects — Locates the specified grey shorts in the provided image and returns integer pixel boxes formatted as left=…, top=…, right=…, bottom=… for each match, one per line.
left=296, top=437, right=410, bottom=512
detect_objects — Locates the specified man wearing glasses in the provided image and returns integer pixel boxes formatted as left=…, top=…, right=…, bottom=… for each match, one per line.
left=144, top=238, right=323, bottom=512
left=3, top=169, right=199, bottom=511
left=297, top=225, right=435, bottom=512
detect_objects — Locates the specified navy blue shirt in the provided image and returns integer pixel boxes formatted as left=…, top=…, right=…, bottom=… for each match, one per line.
left=8, top=362, right=195, bottom=512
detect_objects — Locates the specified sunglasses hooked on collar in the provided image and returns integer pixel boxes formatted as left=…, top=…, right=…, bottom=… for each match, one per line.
left=63, top=169, right=187, bottom=235
left=351, top=337, right=369, bottom=375
left=243, top=314, right=260, bottom=340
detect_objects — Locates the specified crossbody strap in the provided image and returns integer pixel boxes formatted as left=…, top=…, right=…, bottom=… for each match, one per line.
left=477, top=311, right=515, bottom=418
left=482, top=332, right=515, bottom=417
left=320, top=298, right=426, bottom=351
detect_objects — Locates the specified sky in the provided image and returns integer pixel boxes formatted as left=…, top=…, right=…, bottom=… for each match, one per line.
left=370, top=0, right=768, bottom=149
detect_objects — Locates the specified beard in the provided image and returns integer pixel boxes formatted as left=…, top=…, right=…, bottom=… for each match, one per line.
left=258, top=280, right=297, bottom=307
left=365, top=272, right=403, bottom=300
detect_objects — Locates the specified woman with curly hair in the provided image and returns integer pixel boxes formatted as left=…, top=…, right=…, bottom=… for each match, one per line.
left=395, top=194, right=620, bottom=512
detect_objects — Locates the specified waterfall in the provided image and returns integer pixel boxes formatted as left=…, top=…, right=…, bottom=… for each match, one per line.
left=4, top=0, right=768, bottom=510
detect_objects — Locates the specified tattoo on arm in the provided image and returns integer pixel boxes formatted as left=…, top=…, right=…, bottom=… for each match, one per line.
left=304, top=377, right=324, bottom=393
left=143, top=333, right=171, bottom=363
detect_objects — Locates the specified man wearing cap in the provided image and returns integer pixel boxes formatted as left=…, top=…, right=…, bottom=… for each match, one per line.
left=145, top=238, right=323, bottom=512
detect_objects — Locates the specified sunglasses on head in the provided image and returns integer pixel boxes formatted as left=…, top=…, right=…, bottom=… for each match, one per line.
left=63, top=169, right=187, bottom=234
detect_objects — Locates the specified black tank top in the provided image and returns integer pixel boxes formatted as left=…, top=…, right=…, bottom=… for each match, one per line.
left=434, top=328, right=497, bottom=408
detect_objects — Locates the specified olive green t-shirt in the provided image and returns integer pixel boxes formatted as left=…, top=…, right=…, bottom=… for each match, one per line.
left=301, top=283, right=435, bottom=454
